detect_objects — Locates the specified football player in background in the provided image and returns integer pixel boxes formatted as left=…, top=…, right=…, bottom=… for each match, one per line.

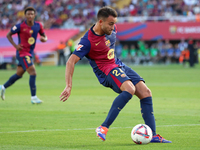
left=60, top=6, right=171, bottom=143
left=0, top=7, right=47, bottom=104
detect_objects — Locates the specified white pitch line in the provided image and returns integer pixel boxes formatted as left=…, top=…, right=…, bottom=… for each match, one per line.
left=0, top=124, right=200, bottom=134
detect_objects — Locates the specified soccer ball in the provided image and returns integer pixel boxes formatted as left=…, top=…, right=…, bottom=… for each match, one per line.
left=131, top=124, right=152, bottom=144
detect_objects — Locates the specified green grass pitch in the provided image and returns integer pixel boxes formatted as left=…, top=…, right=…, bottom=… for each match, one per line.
left=0, top=64, right=200, bottom=150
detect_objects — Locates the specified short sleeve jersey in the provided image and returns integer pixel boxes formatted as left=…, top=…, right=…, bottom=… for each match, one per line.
left=73, top=25, right=123, bottom=84
left=11, top=21, right=45, bottom=57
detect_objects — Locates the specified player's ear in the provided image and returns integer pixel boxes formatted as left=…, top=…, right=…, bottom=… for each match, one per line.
left=99, top=19, right=103, bottom=25
left=33, top=11, right=37, bottom=16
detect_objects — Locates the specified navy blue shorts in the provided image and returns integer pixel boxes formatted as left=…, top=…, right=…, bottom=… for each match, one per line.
left=102, top=65, right=144, bottom=93
left=17, top=55, right=34, bottom=71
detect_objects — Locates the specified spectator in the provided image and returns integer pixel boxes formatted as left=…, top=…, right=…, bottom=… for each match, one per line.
left=178, top=38, right=188, bottom=51
left=130, top=44, right=137, bottom=63
left=67, top=39, right=75, bottom=55
left=158, top=44, right=167, bottom=64
left=138, top=40, right=146, bottom=54
left=188, top=38, right=196, bottom=67
left=143, top=44, right=150, bottom=65
left=57, top=41, right=66, bottom=66
left=197, top=41, right=200, bottom=63
left=115, top=40, right=123, bottom=58
left=166, top=43, right=174, bottom=64
left=149, top=44, right=158, bottom=64
left=179, top=47, right=190, bottom=67
left=156, top=39, right=164, bottom=52
left=173, top=44, right=181, bottom=63
left=121, top=44, right=129, bottom=62
left=136, top=49, right=145, bottom=65
left=183, top=0, right=198, bottom=6
left=1, top=15, right=9, bottom=29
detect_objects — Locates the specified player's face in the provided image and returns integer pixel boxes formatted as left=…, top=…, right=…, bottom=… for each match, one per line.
left=101, top=16, right=117, bottom=35
left=25, top=10, right=35, bottom=22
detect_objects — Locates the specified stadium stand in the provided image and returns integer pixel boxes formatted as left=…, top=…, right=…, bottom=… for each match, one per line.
left=0, top=0, right=119, bottom=66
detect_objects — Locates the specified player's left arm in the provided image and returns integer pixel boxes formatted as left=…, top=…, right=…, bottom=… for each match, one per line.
left=40, top=33, right=48, bottom=42
left=38, top=22, right=47, bottom=42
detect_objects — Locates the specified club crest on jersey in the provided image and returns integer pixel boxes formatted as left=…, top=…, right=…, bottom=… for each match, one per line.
left=29, top=30, right=33, bottom=34
left=121, top=74, right=126, bottom=77
left=76, top=44, right=83, bottom=51
left=105, top=40, right=111, bottom=47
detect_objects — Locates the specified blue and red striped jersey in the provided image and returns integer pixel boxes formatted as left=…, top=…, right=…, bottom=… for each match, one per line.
left=10, top=21, right=45, bottom=57
left=73, top=25, right=124, bottom=84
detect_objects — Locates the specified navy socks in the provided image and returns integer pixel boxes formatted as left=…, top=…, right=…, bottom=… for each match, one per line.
left=4, top=74, right=21, bottom=88
left=140, top=97, right=156, bottom=136
left=4, top=74, right=37, bottom=97
left=30, top=75, right=36, bottom=96
left=102, top=91, right=132, bottom=128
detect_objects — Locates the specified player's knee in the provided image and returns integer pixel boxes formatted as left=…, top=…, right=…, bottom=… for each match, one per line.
left=120, top=80, right=135, bottom=95
left=28, top=71, right=36, bottom=76
left=128, top=87, right=135, bottom=95
left=146, top=88, right=152, bottom=97
left=123, top=84, right=135, bottom=95
left=123, top=89, right=135, bottom=96
left=28, top=69, right=37, bottom=76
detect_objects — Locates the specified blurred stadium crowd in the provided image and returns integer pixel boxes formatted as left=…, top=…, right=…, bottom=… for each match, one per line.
left=119, top=0, right=200, bottom=18
left=0, top=0, right=200, bottom=67
left=0, top=0, right=118, bottom=31
left=116, top=39, right=200, bottom=67
left=1, top=0, right=200, bottom=30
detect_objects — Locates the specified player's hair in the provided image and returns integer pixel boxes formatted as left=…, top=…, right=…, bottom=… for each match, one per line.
left=24, top=7, right=36, bottom=14
left=97, top=6, right=117, bottom=20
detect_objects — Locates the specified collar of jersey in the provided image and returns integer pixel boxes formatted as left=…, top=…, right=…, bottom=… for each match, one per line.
left=91, top=24, right=105, bottom=37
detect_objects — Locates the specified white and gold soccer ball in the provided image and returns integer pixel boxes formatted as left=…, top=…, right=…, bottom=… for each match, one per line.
left=131, top=124, right=152, bottom=144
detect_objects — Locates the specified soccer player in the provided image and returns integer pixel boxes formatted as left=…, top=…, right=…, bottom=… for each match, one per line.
left=0, top=7, right=47, bottom=104
left=60, top=6, right=171, bottom=143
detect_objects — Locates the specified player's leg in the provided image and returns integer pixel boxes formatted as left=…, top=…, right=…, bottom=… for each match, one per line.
left=123, top=65, right=171, bottom=143
left=26, top=63, right=42, bottom=104
left=96, top=68, right=134, bottom=141
left=0, top=66, right=24, bottom=100
left=135, top=81, right=171, bottom=143
left=101, top=80, right=134, bottom=128
left=134, top=81, right=156, bottom=135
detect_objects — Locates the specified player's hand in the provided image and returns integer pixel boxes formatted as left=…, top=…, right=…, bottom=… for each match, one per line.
left=60, top=86, right=71, bottom=102
left=40, top=36, right=47, bottom=42
left=16, top=44, right=23, bottom=51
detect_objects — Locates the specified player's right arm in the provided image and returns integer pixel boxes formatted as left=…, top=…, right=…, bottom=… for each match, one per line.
left=7, top=24, right=23, bottom=51
left=60, top=54, right=80, bottom=102
left=60, top=37, right=91, bottom=102
left=7, top=31, right=23, bottom=51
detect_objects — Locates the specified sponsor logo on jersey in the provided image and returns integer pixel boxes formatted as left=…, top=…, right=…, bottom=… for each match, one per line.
left=12, top=26, right=17, bottom=31
left=95, top=41, right=101, bottom=46
left=28, top=37, right=35, bottom=45
left=107, top=49, right=114, bottom=60
left=76, top=44, right=83, bottom=51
